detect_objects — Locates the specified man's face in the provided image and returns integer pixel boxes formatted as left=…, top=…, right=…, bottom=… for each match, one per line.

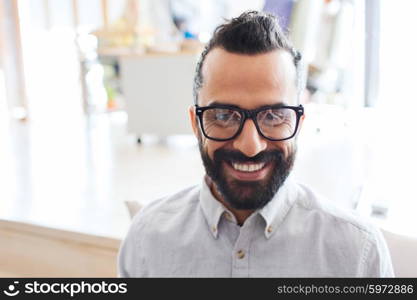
left=189, top=48, right=304, bottom=210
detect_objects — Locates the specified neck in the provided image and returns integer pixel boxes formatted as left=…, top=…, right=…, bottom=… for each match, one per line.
left=206, top=176, right=254, bottom=226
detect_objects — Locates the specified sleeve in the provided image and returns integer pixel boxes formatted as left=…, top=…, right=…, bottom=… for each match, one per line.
left=361, top=227, right=395, bottom=277
left=117, top=214, right=146, bottom=277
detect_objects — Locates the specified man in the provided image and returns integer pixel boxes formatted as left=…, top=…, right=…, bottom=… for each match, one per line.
left=118, top=11, right=393, bottom=277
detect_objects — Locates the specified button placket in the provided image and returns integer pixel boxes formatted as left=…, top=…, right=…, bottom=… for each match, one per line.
left=236, top=249, right=245, bottom=259
left=231, top=216, right=257, bottom=277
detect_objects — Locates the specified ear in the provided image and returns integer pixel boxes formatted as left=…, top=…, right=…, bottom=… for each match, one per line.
left=188, top=105, right=199, bottom=137
left=297, top=113, right=306, bottom=133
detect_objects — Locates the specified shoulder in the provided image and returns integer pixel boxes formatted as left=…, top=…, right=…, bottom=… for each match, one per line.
left=118, top=184, right=201, bottom=277
left=290, top=182, right=393, bottom=276
left=292, top=182, right=375, bottom=235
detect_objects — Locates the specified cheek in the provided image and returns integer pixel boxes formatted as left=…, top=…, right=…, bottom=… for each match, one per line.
left=204, top=140, right=228, bottom=160
left=272, top=140, right=295, bottom=157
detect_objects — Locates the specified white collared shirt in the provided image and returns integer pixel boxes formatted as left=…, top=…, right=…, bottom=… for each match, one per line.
left=118, top=178, right=394, bottom=277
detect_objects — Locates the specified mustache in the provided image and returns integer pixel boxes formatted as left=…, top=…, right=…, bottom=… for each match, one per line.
left=212, top=149, right=285, bottom=164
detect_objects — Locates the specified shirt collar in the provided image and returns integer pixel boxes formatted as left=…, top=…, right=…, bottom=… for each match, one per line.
left=258, top=176, right=297, bottom=239
left=199, top=177, right=226, bottom=239
left=199, top=175, right=297, bottom=239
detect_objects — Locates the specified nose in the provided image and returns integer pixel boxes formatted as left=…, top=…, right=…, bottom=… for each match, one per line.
left=232, top=119, right=267, bottom=157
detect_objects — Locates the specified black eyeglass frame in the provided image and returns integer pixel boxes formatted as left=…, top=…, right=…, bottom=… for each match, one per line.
left=195, top=104, right=304, bottom=142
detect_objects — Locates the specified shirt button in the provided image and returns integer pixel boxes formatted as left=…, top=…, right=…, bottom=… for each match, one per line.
left=267, top=226, right=273, bottom=233
left=224, top=212, right=233, bottom=221
left=212, top=225, right=217, bottom=233
left=237, top=250, right=245, bottom=259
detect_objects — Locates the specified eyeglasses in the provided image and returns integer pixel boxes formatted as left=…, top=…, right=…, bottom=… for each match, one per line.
left=195, top=104, right=304, bottom=142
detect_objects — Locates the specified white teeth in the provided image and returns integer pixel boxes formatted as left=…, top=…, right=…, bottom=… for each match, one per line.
left=232, top=162, right=265, bottom=172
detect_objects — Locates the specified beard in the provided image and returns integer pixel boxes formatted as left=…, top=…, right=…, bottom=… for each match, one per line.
left=198, top=137, right=296, bottom=210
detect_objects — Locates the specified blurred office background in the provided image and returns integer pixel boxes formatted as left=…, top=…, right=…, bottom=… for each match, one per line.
left=1, top=0, right=417, bottom=277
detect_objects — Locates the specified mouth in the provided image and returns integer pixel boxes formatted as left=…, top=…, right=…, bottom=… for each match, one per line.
left=232, top=162, right=265, bottom=172
left=224, top=161, right=271, bottom=181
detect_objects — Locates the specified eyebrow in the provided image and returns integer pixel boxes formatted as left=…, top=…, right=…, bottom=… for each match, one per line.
left=208, top=101, right=240, bottom=109
left=207, top=101, right=290, bottom=109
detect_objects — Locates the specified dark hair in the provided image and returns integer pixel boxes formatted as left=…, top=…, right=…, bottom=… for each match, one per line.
left=193, top=11, right=304, bottom=104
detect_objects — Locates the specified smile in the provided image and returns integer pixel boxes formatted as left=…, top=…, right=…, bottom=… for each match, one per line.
left=224, top=161, right=271, bottom=181
left=232, top=162, right=265, bottom=172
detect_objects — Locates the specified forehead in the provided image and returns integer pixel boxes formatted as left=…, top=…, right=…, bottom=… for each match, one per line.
left=200, top=48, right=297, bottom=109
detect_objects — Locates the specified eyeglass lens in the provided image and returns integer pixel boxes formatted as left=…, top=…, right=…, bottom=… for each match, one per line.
left=201, top=107, right=297, bottom=140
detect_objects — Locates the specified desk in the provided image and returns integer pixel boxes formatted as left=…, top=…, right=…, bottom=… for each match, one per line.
left=0, top=219, right=120, bottom=277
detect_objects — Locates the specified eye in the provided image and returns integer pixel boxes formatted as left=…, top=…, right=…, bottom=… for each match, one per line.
left=213, top=109, right=241, bottom=123
left=215, top=111, right=233, bottom=121
left=265, top=111, right=284, bottom=121
left=203, top=108, right=242, bottom=128
left=257, top=108, right=295, bottom=127
left=260, top=109, right=285, bottom=124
